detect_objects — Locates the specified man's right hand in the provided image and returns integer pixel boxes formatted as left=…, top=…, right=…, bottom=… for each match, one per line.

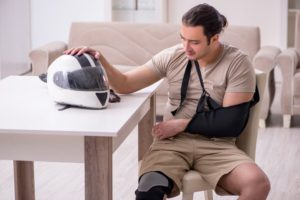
left=64, top=46, right=101, bottom=60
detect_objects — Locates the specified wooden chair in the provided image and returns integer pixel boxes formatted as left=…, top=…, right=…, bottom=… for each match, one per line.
left=181, top=70, right=267, bottom=200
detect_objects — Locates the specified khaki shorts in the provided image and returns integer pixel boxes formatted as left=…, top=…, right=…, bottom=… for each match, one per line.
left=139, top=132, right=254, bottom=198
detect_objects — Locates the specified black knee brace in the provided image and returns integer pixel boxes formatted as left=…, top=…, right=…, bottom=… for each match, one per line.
left=135, top=171, right=173, bottom=200
left=135, top=186, right=169, bottom=200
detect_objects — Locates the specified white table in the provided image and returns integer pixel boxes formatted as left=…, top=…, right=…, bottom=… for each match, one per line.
left=0, top=76, right=160, bottom=200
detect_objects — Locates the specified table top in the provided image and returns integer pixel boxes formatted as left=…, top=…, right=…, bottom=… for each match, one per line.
left=0, top=76, right=161, bottom=137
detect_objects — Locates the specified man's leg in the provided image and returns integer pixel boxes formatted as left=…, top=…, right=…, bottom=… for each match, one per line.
left=217, top=163, right=270, bottom=200
left=138, top=133, right=194, bottom=199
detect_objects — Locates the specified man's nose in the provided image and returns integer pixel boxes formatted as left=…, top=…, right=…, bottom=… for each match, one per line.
left=183, top=41, right=191, bottom=51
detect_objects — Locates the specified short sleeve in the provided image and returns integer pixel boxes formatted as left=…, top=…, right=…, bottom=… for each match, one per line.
left=144, top=44, right=182, bottom=78
left=226, top=56, right=256, bottom=93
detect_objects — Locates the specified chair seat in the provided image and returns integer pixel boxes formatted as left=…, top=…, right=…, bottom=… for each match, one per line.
left=182, top=170, right=213, bottom=193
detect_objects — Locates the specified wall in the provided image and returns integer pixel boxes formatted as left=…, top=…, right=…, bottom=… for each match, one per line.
left=0, top=0, right=31, bottom=78
left=30, top=0, right=107, bottom=48
left=167, top=0, right=287, bottom=49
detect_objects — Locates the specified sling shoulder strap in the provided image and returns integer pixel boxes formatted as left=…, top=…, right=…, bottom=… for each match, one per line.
left=171, top=60, right=208, bottom=115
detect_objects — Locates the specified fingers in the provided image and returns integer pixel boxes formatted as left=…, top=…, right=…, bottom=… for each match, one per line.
left=66, top=46, right=87, bottom=55
left=152, top=123, right=163, bottom=139
left=77, top=46, right=90, bottom=55
left=63, top=46, right=101, bottom=59
left=94, top=51, right=101, bottom=60
left=63, top=47, right=80, bottom=55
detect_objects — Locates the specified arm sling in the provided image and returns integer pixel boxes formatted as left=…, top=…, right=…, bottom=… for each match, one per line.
left=171, top=60, right=260, bottom=138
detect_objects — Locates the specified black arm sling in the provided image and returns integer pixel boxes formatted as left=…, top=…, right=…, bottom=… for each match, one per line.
left=171, top=60, right=260, bottom=138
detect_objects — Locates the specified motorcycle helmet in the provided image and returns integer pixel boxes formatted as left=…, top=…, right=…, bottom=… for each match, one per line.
left=47, top=53, right=110, bottom=109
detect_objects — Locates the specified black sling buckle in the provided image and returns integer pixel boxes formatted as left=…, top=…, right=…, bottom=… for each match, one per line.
left=171, top=60, right=220, bottom=116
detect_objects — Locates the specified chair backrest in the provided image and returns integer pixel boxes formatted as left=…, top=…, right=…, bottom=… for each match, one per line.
left=68, top=22, right=261, bottom=65
left=220, top=25, right=260, bottom=61
left=68, top=22, right=180, bottom=66
left=236, top=70, right=266, bottom=160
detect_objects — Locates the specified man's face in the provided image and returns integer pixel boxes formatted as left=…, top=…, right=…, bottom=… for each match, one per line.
left=180, top=24, right=212, bottom=60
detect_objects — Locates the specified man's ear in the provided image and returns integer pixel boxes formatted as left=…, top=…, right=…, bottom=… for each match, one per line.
left=211, top=34, right=220, bottom=43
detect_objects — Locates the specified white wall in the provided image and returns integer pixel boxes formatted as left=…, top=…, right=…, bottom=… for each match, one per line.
left=30, top=0, right=108, bottom=48
left=167, top=0, right=287, bottom=49
left=0, top=0, right=31, bottom=78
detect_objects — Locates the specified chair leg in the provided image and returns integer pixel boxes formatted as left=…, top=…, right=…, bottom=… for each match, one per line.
left=204, top=190, right=213, bottom=200
left=182, top=192, right=194, bottom=200
left=283, top=114, right=291, bottom=128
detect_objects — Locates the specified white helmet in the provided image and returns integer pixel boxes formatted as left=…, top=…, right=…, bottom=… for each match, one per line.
left=47, top=53, right=110, bottom=109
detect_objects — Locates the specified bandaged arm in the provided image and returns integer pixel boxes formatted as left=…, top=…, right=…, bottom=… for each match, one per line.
left=184, top=101, right=252, bottom=138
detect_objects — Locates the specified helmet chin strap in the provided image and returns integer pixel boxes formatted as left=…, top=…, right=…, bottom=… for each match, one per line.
left=38, top=73, right=47, bottom=83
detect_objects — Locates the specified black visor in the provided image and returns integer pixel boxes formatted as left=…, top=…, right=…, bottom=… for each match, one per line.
left=53, top=66, right=109, bottom=91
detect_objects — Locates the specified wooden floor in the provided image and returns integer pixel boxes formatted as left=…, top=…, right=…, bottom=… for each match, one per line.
left=1, top=83, right=300, bottom=200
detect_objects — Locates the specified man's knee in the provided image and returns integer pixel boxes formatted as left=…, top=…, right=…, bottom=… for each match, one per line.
left=253, top=174, right=271, bottom=195
left=242, top=171, right=271, bottom=198
left=135, top=171, right=173, bottom=200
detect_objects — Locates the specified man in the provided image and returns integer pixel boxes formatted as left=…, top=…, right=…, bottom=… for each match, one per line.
left=65, top=3, right=270, bottom=200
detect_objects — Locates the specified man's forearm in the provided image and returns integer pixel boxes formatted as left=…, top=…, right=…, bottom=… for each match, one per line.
left=98, top=54, right=130, bottom=94
left=152, top=118, right=191, bottom=140
left=176, top=119, right=191, bottom=133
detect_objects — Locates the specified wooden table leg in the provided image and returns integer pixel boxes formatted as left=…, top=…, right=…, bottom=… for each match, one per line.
left=13, top=161, right=35, bottom=200
left=138, top=94, right=156, bottom=160
left=85, top=136, right=113, bottom=200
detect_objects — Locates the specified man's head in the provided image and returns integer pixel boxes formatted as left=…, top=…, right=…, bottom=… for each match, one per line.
left=180, top=4, right=227, bottom=60
left=182, top=3, right=227, bottom=43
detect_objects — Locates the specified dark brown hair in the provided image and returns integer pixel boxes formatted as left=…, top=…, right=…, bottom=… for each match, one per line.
left=182, top=3, right=228, bottom=44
